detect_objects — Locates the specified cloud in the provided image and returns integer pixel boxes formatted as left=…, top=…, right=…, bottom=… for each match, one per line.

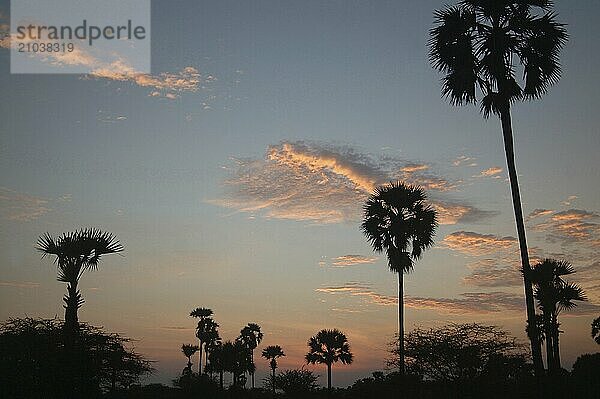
left=526, top=209, right=554, bottom=221
left=462, top=258, right=523, bottom=288
left=1, top=29, right=210, bottom=99
left=0, top=187, right=51, bottom=221
left=331, top=255, right=378, bottom=267
left=442, top=231, right=517, bottom=256
left=477, top=167, right=503, bottom=178
left=316, top=282, right=540, bottom=314
left=452, top=155, right=477, bottom=167
left=213, top=141, right=494, bottom=225
left=0, top=280, right=41, bottom=289
left=529, top=208, right=600, bottom=246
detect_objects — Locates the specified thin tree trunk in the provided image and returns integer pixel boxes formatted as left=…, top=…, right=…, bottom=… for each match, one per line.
left=500, top=108, right=544, bottom=376
left=327, top=363, right=332, bottom=391
left=544, top=314, right=554, bottom=371
left=64, top=281, right=80, bottom=332
left=552, top=314, right=561, bottom=370
left=220, top=371, right=224, bottom=389
left=272, top=367, right=276, bottom=396
left=198, top=341, right=203, bottom=374
left=251, top=350, right=255, bottom=388
left=398, top=272, right=405, bottom=376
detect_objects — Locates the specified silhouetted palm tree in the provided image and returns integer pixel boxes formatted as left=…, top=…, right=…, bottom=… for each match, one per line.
left=530, top=259, right=586, bottom=372
left=305, top=329, right=353, bottom=391
left=181, top=344, right=199, bottom=373
left=361, top=182, right=437, bottom=374
left=223, top=339, right=253, bottom=387
left=190, top=307, right=213, bottom=373
left=592, top=316, right=600, bottom=345
left=429, top=0, right=567, bottom=375
left=239, top=323, right=263, bottom=388
left=262, top=345, right=285, bottom=395
left=204, top=322, right=221, bottom=375
left=206, top=341, right=225, bottom=389
left=37, top=228, right=123, bottom=332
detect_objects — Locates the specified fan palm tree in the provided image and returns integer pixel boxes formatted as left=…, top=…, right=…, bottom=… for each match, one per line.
left=181, top=344, right=199, bottom=373
left=239, top=323, right=263, bottom=388
left=429, top=0, right=567, bottom=375
left=262, top=345, right=285, bottom=395
left=361, top=182, right=437, bottom=374
left=190, top=307, right=213, bottom=373
left=305, top=329, right=353, bottom=391
left=530, top=259, right=586, bottom=372
left=37, top=228, right=123, bottom=333
left=592, top=316, right=600, bottom=345
left=204, top=323, right=221, bottom=374
left=206, top=341, right=225, bottom=389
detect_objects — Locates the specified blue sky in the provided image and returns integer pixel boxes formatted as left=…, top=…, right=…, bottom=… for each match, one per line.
left=1, top=0, right=599, bottom=386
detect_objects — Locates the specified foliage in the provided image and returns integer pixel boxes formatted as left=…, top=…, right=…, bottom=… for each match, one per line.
left=530, top=259, right=586, bottom=370
left=391, top=323, right=530, bottom=382
left=306, top=329, right=353, bottom=367
left=263, top=369, right=319, bottom=398
left=0, top=317, right=152, bottom=399
left=591, top=316, right=600, bottom=345
left=429, top=0, right=568, bottom=116
left=361, top=182, right=437, bottom=274
left=37, top=228, right=123, bottom=331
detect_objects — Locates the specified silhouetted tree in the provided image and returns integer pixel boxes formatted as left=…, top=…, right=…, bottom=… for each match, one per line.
left=0, top=317, right=152, bottom=398
left=190, top=307, right=213, bottom=374
left=395, top=323, right=530, bottom=382
left=530, top=259, right=586, bottom=371
left=206, top=341, right=225, bottom=389
left=305, top=329, right=353, bottom=391
left=222, top=339, right=253, bottom=388
left=262, top=345, right=285, bottom=395
left=592, top=316, right=600, bottom=345
left=181, top=344, right=199, bottom=374
left=361, top=182, right=437, bottom=374
left=37, top=229, right=123, bottom=333
left=239, top=323, right=263, bottom=388
left=429, top=0, right=568, bottom=375
left=265, top=369, right=318, bottom=398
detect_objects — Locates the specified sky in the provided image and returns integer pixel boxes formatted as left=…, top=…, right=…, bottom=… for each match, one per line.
left=1, top=0, right=599, bottom=387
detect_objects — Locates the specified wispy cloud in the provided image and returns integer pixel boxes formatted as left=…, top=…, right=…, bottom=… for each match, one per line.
left=452, top=155, right=477, bottom=167
left=0, top=27, right=211, bottom=99
left=331, top=255, right=378, bottom=267
left=316, top=282, right=600, bottom=315
left=477, top=167, right=503, bottom=178
left=213, top=141, right=494, bottom=225
left=0, top=280, right=41, bottom=289
left=0, top=187, right=51, bottom=221
left=528, top=208, right=600, bottom=247
left=442, top=231, right=517, bottom=256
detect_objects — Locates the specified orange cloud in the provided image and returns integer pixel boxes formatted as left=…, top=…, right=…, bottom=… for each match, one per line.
left=477, top=167, right=503, bottom=178
left=331, top=255, right=378, bottom=267
left=213, top=141, right=494, bottom=225
left=442, top=231, right=517, bottom=256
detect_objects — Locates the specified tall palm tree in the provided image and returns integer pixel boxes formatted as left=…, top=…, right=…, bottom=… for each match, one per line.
left=361, top=182, right=437, bottom=374
left=37, top=228, right=123, bottom=332
left=204, top=322, right=221, bottom=374
left=592, top=316, right=600, bottom=345
left=239, top=323, right=263, bottom=388
left=530, top=259, right=586, bottom=372
left=190, top=307, right=213, bottom=374
left=262, top=345, right=285, bottom=395
left=305, top=329, right=353, bottom=391
left=181, top=344, right=199, bottom=373
left=429, top=0, right=567, bottom=375
left=206, top=341, right=225, bottom=389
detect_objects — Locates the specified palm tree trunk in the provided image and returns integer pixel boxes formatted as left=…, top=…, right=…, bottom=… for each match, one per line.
left=64, top=281, right=80, bottom=332
left=272, top=367, right=276, bottom=396
left=398, top=272, right=405, bottom=376
left=219, top=370, right=224, bottom=389
left=327, top=363, right=332, bottom=391
left=543, top=314, right=554, bottom=371
left=552, top=314, right=561, bottom=370
left=198, top=341, right=203, bottom=374
left=500, top=107, right=544, bottom=376
left=251, top=350, right=255, bottom=388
